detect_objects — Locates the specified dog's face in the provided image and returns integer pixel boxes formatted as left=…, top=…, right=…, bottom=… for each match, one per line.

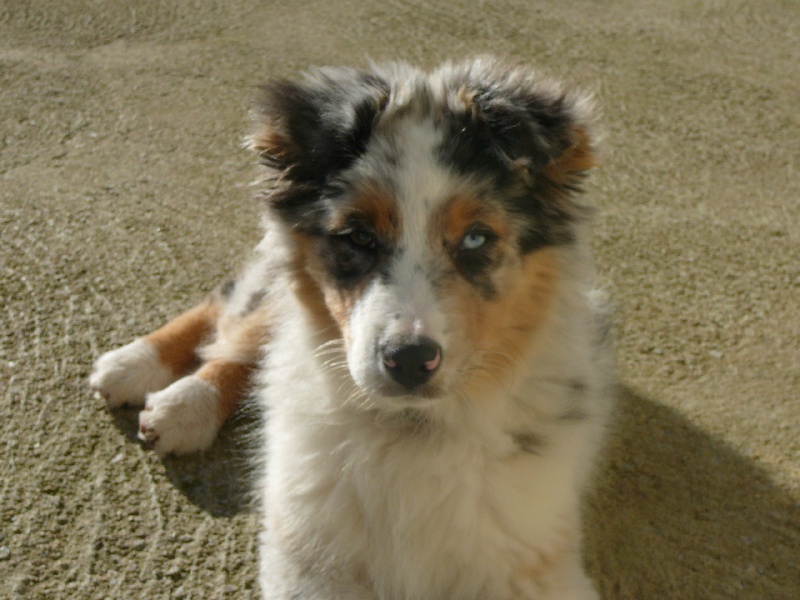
left=250, top=60, right=595, bottom=409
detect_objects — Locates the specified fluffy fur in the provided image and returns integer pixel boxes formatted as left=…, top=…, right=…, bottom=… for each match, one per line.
left=91, top=57, right=614, bottom=599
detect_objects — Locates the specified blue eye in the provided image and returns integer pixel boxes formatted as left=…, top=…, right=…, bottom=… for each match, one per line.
left=461, top=232, right=487, bottom=250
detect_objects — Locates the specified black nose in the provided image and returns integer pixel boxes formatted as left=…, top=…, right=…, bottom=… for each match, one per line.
left=381, top=337, right=442, bottom=391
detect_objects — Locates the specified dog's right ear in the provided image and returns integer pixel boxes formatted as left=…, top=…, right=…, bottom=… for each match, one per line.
left=248, top=69, right=389, bottom=186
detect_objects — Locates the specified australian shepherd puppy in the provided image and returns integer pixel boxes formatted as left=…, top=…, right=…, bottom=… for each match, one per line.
left=90, top=58, right=614, bottom=599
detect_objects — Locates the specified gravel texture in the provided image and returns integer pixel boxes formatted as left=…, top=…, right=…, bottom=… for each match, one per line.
left=1, top=1, right=798, bottom=598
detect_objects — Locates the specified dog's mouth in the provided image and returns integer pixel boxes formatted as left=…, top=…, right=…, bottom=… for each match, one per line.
left=375, top=380, right=443, bottom=401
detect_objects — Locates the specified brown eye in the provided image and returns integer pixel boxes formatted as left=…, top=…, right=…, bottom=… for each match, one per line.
left=348, top=228, right=376, bottom=249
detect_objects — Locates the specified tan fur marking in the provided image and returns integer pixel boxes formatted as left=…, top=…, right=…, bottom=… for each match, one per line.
left=206, top=305, right=272, bottom=364
left=454, top=248, right=561, bottom=394
left=144, top=301, right=220, bottom=376
left=438, top=195, right=509, bottom=246
left=331, top=187, right=401, bottom=244
left=320, top=285, right=369, bottom=348
left=195, top=360, right=253, bottom=425
left=456, top=85, right=478, bottom=114
left=514, top=519, right=577, bottom=586
left=290, top=233, right=344, bottom=341
left=195, top=299, right=272, bottom=426
left=248, top=126, right=299, bottom=168
left=545, top=126, right=597, bottom=184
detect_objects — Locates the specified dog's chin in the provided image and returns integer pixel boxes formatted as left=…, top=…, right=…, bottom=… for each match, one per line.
left=377, top=381, right=443, bottom=402
left=367, top=392, right=443, bottom=423
left=350, top=370, right=447, bottom=413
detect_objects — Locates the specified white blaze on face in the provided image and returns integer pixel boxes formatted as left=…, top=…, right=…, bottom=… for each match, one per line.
left=346, top=118, right=456, bottom=395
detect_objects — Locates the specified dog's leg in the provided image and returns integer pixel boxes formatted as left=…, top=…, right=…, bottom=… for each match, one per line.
left=135, top=300, right=270, bottom=455
left=137, top=359, right=253, bottom=456
left=90, top=300, right=219, bottom=408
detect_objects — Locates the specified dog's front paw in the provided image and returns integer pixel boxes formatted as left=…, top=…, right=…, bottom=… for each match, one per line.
left=90, top=339, right=176, bottom=408
left=138, top=376, right=221, bottom=456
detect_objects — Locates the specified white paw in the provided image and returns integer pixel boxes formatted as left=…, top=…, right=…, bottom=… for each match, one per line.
left=90, top=339, right=176, bottom=408
left=138, top=376, right=221, bottom=456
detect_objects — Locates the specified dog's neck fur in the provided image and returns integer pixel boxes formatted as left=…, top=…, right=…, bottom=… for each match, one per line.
left=259, top=236, right=605, bottom=599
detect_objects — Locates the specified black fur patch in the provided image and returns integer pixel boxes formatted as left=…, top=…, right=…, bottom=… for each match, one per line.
left=511, top=431, right=546, bottom=454
left=219, top=279, right=236, bottom=299
left=438, top=88, right=583, bottom=254
left=254, top=62, right=593, bottom=256
left=255, top=69, right=390, bottom=231
left=244, top=288, right=267, bottom=315
left=317, top=233, right=385, bottom=288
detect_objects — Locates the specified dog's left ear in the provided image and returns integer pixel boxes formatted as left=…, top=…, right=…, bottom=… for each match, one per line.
left=444, top=62, right=598, bottom=250
left=542, top=119, right=597, bottom=187
left=248, top=68, right=390, bottom=186
left=470, top=83, right=597, bottom=190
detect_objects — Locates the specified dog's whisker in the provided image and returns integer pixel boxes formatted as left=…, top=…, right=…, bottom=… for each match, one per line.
left=320, top=358, right=349, bottom=370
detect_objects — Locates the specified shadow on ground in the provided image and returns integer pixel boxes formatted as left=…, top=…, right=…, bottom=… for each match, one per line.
left=585, top=387, right=800, bottom=599
left=111, top=386, right=799, bottom=598
left=111, top=402, right=262, bottom=518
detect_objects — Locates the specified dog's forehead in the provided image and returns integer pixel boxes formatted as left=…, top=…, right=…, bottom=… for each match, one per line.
left=386, top=119, right=456, bottom=207
left=348, top=115, right=473, bottom=238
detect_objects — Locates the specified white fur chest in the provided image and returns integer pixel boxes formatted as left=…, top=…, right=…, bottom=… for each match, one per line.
left=262, top=331, right=591, bottom=599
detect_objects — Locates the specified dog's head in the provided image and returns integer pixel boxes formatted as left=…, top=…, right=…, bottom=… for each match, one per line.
left=249, top=58, right=596, bottom=410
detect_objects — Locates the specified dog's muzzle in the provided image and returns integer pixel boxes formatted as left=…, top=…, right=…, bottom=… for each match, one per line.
left=380, top=336, right=442, bottom=392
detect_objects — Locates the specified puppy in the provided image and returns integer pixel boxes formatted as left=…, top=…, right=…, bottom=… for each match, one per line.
left=91, top=58, right=614, bottom=599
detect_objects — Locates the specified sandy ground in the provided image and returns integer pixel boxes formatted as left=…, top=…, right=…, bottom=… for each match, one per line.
left=1, top=0, right=798, bottom=598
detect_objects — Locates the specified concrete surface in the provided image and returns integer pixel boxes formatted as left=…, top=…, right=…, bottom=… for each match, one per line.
left=1, top=0, right=798, bottom=598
